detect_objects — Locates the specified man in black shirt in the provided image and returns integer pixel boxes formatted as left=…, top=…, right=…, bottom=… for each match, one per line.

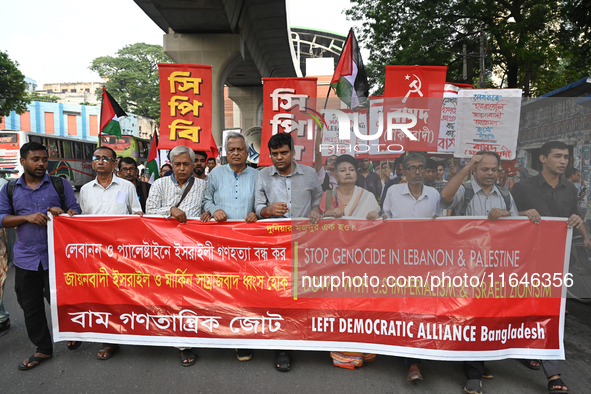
left=511, top=141, right=590, bottom=393
left=118, top=157, right=151, bottom=213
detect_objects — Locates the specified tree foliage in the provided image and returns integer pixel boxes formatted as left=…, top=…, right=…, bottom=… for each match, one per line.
left=90, top=43, right=172, bottom=120
left=0, top=51, right=30, bottom=117
left=25, top=91, right=60, bottom=103
left=346, top=0, right=591, bottom=96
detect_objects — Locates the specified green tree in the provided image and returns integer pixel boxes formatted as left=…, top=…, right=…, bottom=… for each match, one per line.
left=25, top=91, right=61, bottom=103
left=90, top=43, right=172, bottom=120
left=346, top=0, right=590, bottom=96
left=0, top=51, right=29, bottom=116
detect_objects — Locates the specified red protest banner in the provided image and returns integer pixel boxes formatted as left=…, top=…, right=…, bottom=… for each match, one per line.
left=49, top=216, right=568, bottom=360
left=382, top=66, right=448, bottom=152
left=158, top=64, right=214, bottom=151
left=260, top=78, right=317, bottom=167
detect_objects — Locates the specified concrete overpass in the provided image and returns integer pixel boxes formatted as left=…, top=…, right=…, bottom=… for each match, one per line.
left=134, top=0, right=301, bottom=144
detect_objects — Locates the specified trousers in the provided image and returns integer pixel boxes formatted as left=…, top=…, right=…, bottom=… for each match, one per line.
left=14, top=263, right=52, bottom=355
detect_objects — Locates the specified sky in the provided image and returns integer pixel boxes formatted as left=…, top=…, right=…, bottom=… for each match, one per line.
left=0, top=0, right=357, bottom=88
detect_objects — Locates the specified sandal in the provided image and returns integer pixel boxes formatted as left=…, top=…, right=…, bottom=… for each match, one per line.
left=18, top=354, right=52, bottom=370
left=0, top=318, right=10, bottom=332
left=67, top=341, right=82, bottom=350
left=407, top=364, right=423, bottom=381
left=548, top=377, right=568, bottom=392
left=179, top=349, right=196, bottom=367
left=275, top=351, right=291, bottom=372
left=97, top=345, right=119, bottom=360
left=521, top=359, right=541, bottom=370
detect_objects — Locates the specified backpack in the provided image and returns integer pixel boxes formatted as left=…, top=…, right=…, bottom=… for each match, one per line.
left=459, top=183, right=511, bottom=216
left=6, top=176, right=67, bottom=212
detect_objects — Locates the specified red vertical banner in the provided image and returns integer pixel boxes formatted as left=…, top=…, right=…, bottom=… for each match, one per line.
left=158, top=64, right=214, bottom=151
left=382, top=66, right=447, bottom=152
left=259, top=78, right=317, bottom=167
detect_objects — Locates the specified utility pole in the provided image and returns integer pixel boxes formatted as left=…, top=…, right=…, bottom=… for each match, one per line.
left=478, top=31, right=486, bottom=88
left=462, top=42, right=468, bottom=82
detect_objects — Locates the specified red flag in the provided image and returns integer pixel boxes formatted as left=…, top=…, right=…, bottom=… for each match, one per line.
left=382, top=65, right=448, bottom=152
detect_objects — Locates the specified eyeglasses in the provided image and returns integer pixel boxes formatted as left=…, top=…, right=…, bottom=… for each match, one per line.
left=406, top=166, right=425, bottom=173
left=118, top=167, right=136, bottom=173
left=92, top=156, right=115, bottom=162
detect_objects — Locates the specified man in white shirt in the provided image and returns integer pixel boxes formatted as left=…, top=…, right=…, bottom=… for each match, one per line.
left=79, top=146, right=142, bottom=361
left=145, top=145, right=206, bottom=367
left=147, top=146, right=206, bottom=223
left=381, top=152, right=439, bottom=382
left=383, top=153, right=442, bottom=220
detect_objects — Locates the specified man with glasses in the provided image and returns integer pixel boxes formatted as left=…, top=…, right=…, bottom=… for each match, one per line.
left=118, top=157, right=151, bottom=213
left=381, top=152, right=440, bottom=383
left=382, top=153, right=442, bottom=220
left=80, top=146, right=142, bottom=361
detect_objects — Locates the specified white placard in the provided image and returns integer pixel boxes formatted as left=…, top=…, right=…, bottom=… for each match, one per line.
left=454, top=89, right=522, bottom=159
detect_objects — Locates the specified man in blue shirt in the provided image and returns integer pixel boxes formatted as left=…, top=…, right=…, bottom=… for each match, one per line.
left=0, top=141, right=80, bottom=370
left=201, top=132, right=258, bottom=224
left=200, top=132, right=257, bottom=362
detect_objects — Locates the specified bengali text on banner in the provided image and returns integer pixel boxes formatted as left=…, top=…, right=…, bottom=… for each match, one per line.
left=49, top=216, right=570, bottom=360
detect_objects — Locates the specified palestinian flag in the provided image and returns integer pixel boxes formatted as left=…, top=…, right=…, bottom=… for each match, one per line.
left=330, top=28, right=369, bottom=109
left=100, top=87, right=127, bottom=137
left=146, top=131, right=160, bottom=184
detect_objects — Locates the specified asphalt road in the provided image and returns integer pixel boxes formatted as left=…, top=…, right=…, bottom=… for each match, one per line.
left=0, top=266, right=590, bottom=394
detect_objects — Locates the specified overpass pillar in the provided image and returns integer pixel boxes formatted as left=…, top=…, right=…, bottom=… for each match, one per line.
left=227, top=86, right=263, bottom=132
left=163, top=31, right=242, bottom=146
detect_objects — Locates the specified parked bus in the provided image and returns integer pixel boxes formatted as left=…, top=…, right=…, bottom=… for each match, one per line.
left=99, top=134, right=150, bottom=163
left=0, top=130, right=96, bottom=188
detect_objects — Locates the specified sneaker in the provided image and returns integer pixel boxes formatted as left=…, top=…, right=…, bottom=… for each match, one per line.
left=236, top=349, right=253, bottom=361
left=482, top=366, right=493, bottom=379
left=464, top=379, right=482, bottom=394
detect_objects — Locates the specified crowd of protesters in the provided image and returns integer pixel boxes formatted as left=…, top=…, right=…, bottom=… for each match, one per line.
left=0, top=133, right=587, bottom=394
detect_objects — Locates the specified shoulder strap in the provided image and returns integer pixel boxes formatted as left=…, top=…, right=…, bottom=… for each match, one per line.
left=459, top=183, right=473, bottom=216
left=50, top=176, right=67, bottom=211
left=6, top=179, right=18, bottom=212
left=175, top=177, right=195, bottom=208
left=496, top=185, right=512, bottom=212
left=325, top=189, right=333, bottom=212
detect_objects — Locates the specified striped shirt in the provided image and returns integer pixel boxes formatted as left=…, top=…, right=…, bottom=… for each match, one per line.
left=146, top=175, right=206, bottom=219
left=202, top=164, right=258, bottom=219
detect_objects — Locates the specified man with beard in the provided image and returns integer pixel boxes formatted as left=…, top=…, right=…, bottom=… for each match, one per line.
left=193, top=150, right=208, bottom=180
left=511, top=141, right=591, bottom=393
left=118, top=157, right=151, bottom=213
left=0, top=141, right=80, bottom=370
